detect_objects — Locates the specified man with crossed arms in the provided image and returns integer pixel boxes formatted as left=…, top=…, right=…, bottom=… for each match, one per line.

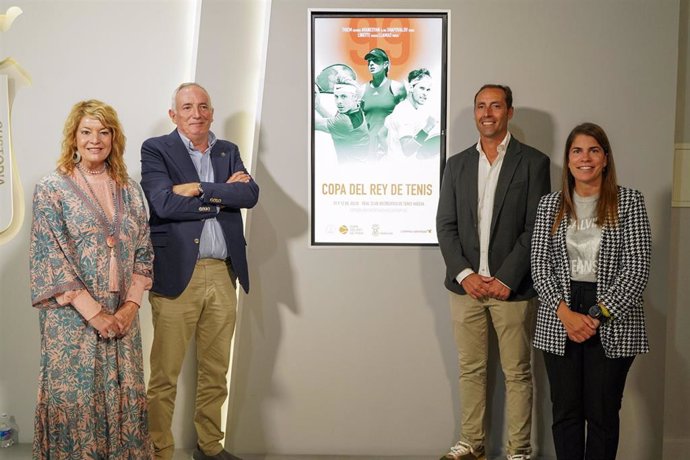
left=141, top=82, right=259, bottom=460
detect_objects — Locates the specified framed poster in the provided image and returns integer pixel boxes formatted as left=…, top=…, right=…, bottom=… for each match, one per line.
left=310, top=10, right=448, bottom=246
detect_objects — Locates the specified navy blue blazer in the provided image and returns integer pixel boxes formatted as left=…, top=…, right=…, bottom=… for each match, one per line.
left=141, top=130, right=259, bottom=296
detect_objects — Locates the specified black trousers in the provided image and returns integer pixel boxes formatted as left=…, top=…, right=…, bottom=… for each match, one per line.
left=542, top=281, right=635, bottom=460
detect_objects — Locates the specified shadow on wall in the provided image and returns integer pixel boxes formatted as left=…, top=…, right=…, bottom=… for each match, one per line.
left=419, top=247, right=460, bottom=445
left=625, top=280, right=666, bottom=458
left=514, top=111, right=558, bottom=458
left=128, top=117, right=173, bottom=185
left=225, top=120, right=308, bottom=452
left=511, top=108, right=558, bottom=189
left=617, top=185, right=672, bottom=459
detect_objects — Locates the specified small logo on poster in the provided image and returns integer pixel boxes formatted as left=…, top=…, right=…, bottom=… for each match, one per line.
left=372, top=224, right=380, bottom=236
left=339, top=225, right=349, bottom=234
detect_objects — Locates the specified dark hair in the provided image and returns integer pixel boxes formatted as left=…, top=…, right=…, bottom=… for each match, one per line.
left=365, top=48, right=390, bottom=76
left=407, top=68, right=431, bottom=84
left=552, top=122, right=619, bottom=233
left=364, top=48, right=389, bottom=63
left=474, top=84, right=512, bottom=109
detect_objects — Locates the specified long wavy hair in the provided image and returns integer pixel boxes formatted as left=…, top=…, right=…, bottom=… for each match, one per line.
left=552, top=122, right=619, bottom=234
left=57, top=100, right=128, bottom=186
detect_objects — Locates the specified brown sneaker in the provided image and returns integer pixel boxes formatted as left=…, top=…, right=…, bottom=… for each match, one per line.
left=441, top=440, right=486, bottom=460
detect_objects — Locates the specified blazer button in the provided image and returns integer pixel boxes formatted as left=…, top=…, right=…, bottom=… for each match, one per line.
left=194, top=238, right=200, bottom=244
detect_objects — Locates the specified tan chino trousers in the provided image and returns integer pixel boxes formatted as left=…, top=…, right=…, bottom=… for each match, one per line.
left=147, top=259, right=238, bottom=460
left=450, top=293, right=536, bottom=457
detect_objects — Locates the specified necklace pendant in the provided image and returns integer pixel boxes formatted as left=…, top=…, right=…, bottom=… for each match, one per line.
left=106, top=235, right=116, bottom=248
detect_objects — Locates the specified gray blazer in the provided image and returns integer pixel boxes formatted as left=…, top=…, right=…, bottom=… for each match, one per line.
left=436, top=136, right=551, bottom=300
left=531, top=187, right=651, bottom=358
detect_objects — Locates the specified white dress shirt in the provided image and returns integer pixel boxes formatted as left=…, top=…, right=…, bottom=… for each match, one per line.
left=456, top=132, right=511, bottom=284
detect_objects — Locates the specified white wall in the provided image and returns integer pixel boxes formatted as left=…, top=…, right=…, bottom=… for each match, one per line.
left=0, top=0, right=197, bottom=445
left=0, top=1, right=684, bottom=459
left=233, top=1, right=679, bottom=458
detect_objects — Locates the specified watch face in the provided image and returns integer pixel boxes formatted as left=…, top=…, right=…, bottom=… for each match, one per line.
left=588, top=305, right=601, bottom=318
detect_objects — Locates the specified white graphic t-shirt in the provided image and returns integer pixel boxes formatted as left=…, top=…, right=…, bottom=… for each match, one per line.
left=566, top=191, right=602, bottom=282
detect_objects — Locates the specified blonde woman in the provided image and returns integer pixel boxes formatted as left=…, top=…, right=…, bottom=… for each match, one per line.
left=30, top=100, right=154, bottom=458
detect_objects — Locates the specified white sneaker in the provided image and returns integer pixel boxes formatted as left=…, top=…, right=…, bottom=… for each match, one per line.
left=441, top=440, right=486, bottom=460
left=507, top=454, right=531, bottom=460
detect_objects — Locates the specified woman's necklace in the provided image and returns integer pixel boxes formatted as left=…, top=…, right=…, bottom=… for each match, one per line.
left=76, top=163, right=118, bottom=248
left=79, top=163, right=107, bottom=175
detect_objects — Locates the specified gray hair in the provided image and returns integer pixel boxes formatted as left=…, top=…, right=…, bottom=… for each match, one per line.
left=170, top=82, right=213, bottom=111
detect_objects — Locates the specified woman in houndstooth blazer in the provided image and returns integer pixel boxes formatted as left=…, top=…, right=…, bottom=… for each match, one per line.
left=531, top=122, right=651, bottom=460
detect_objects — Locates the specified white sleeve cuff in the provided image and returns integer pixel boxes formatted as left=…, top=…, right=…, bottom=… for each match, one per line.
left=456, top=268, right=475, bottom=285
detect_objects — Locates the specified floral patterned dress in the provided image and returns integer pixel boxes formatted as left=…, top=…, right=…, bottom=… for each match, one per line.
left=29, top=170, right=154, bottom=459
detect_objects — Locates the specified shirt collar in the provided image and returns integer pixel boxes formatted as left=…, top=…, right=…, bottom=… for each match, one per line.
left=177, top=129, right=217, bottom=154
left=476, top=131, right=511, bottom=159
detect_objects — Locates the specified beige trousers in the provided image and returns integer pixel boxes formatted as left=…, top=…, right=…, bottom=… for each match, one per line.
left=147, top=259, right=237, bottom=460
left=450, top=293, right=535, bottom=456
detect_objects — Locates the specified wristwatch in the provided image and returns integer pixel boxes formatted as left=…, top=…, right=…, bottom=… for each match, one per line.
left=588, top=304, right=608, bottom=322
left=197, top=182, right=204, bottom=196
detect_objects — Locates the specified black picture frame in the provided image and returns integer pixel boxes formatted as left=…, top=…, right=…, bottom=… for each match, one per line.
left=310, top=10, right=449, bottom=246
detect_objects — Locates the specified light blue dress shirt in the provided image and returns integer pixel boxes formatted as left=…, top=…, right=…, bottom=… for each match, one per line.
left=178, top=130, right=228, bottom=260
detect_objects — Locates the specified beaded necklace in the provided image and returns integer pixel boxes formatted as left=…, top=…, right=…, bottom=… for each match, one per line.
left=79, top=163, right=107, bottom=175
left=76, top=163, right=118, bottom=248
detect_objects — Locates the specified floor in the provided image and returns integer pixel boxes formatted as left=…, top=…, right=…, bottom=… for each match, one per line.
left=0, top=444, right=553, bottom=459
left=0, top=445, right=441, bottom=460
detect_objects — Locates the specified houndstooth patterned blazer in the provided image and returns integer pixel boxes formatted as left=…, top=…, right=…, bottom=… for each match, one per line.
left=531, top=187, right=651, bottom=358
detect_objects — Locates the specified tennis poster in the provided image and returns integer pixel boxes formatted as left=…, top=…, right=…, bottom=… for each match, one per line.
left=310, top=11, right=448, bottom=245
